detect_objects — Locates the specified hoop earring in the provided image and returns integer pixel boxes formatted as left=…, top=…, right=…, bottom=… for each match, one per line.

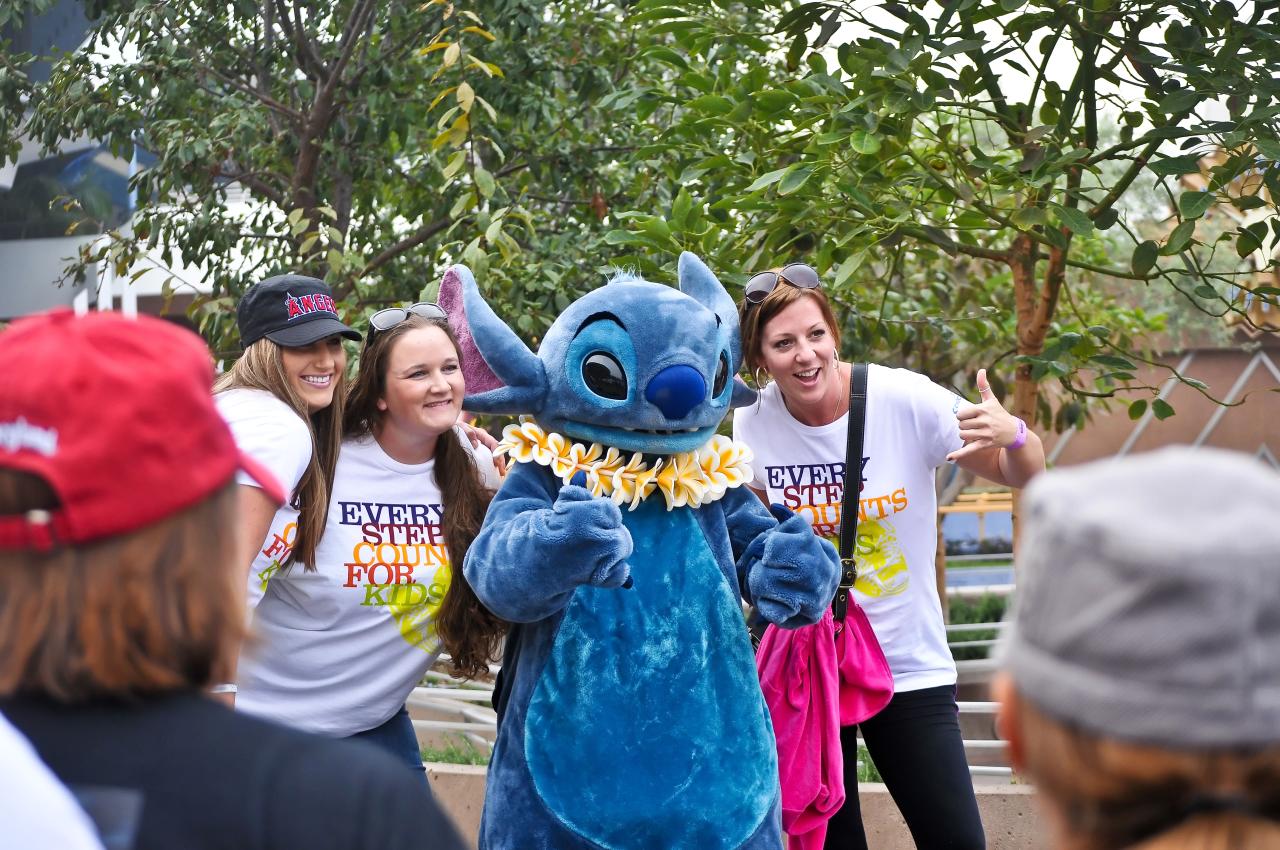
left=753, top=367, right=769, bottom=388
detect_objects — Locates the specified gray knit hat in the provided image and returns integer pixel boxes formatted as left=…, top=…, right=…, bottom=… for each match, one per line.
left=998, top=446, right=1280, bottom=748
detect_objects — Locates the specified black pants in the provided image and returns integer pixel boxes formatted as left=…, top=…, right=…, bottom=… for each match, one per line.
left=823, top=684, right=986, bottom=850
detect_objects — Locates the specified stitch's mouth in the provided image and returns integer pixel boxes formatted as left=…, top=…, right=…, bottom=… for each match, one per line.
left=620, top=426, right=702, bottom=435
left=559, top=420, right=717, bottom=454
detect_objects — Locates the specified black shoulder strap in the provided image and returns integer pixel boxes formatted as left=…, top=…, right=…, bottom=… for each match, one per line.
left=832, top=362, right=867, bottom=623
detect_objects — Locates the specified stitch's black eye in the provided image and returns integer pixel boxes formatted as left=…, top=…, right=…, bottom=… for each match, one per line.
left=713, top=353, right=729, bottom=397
left=582, top=352, right=628, bottom=400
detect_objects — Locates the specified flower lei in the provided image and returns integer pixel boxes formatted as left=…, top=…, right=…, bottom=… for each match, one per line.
left=494, top=418, right=754, bottom=511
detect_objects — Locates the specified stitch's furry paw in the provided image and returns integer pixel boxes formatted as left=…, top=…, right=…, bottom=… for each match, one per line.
left=554, top=480, right=634, bottom=588
left=748, top=504, right=840, bottom=628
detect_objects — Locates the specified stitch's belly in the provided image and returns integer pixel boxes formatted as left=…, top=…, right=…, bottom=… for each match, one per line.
left=525, top=500, right=777, bottom=850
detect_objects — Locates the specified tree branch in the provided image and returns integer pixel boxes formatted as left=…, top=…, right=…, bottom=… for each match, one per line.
left=1088, top=138, right=1162, bottom=218
left=353, top=215, right=455, bottom=283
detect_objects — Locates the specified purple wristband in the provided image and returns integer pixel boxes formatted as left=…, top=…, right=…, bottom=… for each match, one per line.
left=1009, top=417, right=1028, bottom=451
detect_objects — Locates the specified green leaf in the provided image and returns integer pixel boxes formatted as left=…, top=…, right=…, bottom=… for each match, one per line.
left=1094, top=208, right=1119, bottom=230
left=671, top=188, right=693, bottom=229
left=778, top=165, right=813, bottom=195
left=474, top=166, right=496, bottom=199
left=1255, top=138, right=1280, bottom=162
left=1194, top=283, right=1217, bottom=299
left=1131, top=240, right=1158, bottom=276
left=604, top=229, right=644, bottom=245
left=1157, top=88, right=1200, bottom=114
left=1091, top=354, right=1137, bottom=370
left=934, top=38, right=985, bottom=60
left=1010, top=206, right=1047, bottom=230
left=484, top=218, right=503, bottom=243
left=849, top=130, right=881, bottom=155
left=442, top=150, right=466, bottom=180
left=918, top=225, right=958, bottom=255
left=1178, top=190, right=1215, bottom=219
left=1152, top=399, right=1175, bottom=420
left=1163, top=219, right=1196, bottom=254
left=1148, top=154, right=1202, bottom=177
left=686, top=94, right=735, bottom=116
left=1231, top=193, right=1267, bottom=211
left=753, top=89, right=798, bottom=113
left=642, top=216, right=672, bottom=241
left=1237, top=226, right=1264, bottom=257
left=1128, top=399, right=1148, bottom=420
left=832, top=251, right=865, bottom=287
left=746, top=167, right=790, bottom=193
left=1087, top=325, right=1111, bottom=339
left=1050, top=203, right=1094, bottom=235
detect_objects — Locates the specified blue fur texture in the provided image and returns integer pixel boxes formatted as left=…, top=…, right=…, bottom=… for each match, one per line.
left=460, top=253, right=840, bottom=849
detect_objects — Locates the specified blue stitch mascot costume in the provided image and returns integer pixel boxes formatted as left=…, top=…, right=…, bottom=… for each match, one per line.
left=457, top=252, right=840, bottom=850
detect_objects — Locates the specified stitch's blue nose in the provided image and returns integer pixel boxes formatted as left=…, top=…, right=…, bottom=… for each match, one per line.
left=645, top=364, right=706, bottom=421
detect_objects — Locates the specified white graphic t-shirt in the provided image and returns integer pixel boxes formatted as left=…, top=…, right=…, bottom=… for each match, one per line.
left=733, top=364, right=964, bottom=692
left=236, top=428, right=499, bottom=737
left=215, top=388, right=312, bottom=608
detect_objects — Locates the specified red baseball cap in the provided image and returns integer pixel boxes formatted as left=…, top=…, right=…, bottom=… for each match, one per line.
left=0, top=309, right=286, bottom=551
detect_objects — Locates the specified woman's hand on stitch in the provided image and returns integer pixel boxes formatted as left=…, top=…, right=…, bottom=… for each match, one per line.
left=457, top=416, right=508, bottom=475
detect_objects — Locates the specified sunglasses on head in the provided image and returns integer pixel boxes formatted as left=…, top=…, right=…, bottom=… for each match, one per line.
left=367, top=302, right=448, bottom=338
left=744, top=263, right=821, bottom=304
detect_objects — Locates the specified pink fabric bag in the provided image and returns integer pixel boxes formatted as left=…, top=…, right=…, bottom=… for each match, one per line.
left=756, top=611, right=843, bottom=850
left=756, top=608, right=893, bottom=850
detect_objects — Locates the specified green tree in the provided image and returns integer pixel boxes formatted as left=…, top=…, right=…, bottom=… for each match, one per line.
left=0, top=0, right=708, bottom=351
left=612, top=0, right=1280, bottom=425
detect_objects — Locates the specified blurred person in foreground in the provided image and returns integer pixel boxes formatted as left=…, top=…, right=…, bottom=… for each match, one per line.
left=0, top=309, right=464, bottom=850
left=995, top=446, right=1280, bottom=850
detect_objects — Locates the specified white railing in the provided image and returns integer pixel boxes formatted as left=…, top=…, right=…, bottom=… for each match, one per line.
left=411, top=670, right=1014, bottom=777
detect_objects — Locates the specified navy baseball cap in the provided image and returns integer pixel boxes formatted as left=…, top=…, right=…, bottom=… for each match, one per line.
left=237, top=274, right=361, bottom=349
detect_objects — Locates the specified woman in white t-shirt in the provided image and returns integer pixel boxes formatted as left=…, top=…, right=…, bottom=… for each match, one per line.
left=731, top=264, right=1045, bottom=850
left=235, top=306, right=503, bottom=788
left=215, top=274, right=361, bottom=617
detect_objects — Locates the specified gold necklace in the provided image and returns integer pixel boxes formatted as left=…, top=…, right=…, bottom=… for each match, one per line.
left=494, top=418, right=754, bottom=511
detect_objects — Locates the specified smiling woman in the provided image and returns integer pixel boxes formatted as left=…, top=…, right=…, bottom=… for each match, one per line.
left=733, top=262, right=1045, bottom=850
left=214, top=275, right=361, bottom=586
left=233, top=309, right=504, bottom=800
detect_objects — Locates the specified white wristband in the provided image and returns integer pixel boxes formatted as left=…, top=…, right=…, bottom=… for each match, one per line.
left=209, top=683, right=238, bottom=695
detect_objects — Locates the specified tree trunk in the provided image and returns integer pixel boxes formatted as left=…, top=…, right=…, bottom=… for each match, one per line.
left=1008, top=228, right=1070, bottom=552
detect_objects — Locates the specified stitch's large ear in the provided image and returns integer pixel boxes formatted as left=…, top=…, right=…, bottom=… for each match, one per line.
left=676, top=252, right=737, bottom=319
left=438, top=266, right=503, bottom=395
left=450, top=264, right=547, bottom=413
left=730, top=378, right=757, bottom=408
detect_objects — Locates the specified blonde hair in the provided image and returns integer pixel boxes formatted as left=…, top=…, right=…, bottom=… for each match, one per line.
left=1006, top=685, right=1280, bottom=850
left=214, top=337, right=346, bottom=570
left=0, top=472, right=243, bottom=700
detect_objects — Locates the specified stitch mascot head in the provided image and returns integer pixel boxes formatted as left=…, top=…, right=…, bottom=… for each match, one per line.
left=452, top=252, right=755, bottom=455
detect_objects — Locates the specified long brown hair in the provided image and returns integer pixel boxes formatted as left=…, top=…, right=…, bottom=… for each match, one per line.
left=737, top=270, right=843, bottom=377
left=344, top=314, right=505, bottom=680
left=1004, top=683, right=1280, bottom=850
left=214, top=337, right=346, bottom=570
left=0, top=472, right=244, bottom=700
